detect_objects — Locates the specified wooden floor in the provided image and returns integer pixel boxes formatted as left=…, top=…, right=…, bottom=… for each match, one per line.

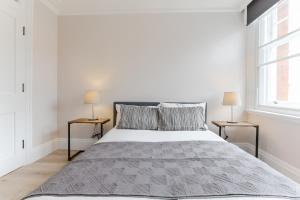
left=0, top=150, right=70, bottom=200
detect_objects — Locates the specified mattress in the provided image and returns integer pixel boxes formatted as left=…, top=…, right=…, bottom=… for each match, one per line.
left=28, top=128, right=286, bottom=200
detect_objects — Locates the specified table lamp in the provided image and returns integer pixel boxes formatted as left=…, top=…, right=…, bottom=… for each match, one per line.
left=84, top=90, right=100, bottom=120
left=223, top=92, right=241, bottom=123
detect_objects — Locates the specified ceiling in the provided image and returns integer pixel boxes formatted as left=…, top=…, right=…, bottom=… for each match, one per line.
left=43, top=0, right=253, bottom=15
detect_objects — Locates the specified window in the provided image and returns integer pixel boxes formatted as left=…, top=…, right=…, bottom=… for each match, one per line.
left=258, top=0, right=300, bottom=111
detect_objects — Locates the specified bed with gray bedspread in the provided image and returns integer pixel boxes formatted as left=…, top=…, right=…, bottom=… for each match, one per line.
left=25, top=141, right=300, bottom=199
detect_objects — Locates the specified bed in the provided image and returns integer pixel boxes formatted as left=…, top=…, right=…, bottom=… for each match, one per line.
left=25, top=102, right=300, bottom=200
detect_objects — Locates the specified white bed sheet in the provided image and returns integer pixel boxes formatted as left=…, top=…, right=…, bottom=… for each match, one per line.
left=29, top=128, right=283, bottom=200
left=98, top=128, right=225, bottom=143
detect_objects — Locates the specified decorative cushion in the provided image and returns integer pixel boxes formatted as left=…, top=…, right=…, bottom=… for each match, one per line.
left=117, top=105, right=159, bottom=130
left=159, top=102, right=206, bottom=120
left=158, top=106, right=206, bottom=131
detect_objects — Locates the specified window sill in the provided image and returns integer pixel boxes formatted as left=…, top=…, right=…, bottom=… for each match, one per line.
left=246, top=109, right=300, bottom=124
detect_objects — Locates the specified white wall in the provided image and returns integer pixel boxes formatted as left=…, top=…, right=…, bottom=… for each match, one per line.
left=58, top=13, right=246, bottom=140
left=247, top=113, right=300, bottom=168
left=32, top=0, right=58, bottom=147
left=28, top=2, right=300, bottom=184
left=246, top=22, right=300, bottom=182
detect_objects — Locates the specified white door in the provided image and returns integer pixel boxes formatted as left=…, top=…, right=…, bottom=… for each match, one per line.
left=0, top=0, right=27, bottom=176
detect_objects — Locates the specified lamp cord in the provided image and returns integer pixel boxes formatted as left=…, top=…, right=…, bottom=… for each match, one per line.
left=224, top=127, right=229, bottom=140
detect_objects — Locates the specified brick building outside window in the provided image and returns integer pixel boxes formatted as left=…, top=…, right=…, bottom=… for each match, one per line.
left=258, top=0, right=300, bottom=110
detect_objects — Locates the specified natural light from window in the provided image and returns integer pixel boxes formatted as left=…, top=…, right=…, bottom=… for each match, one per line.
left=258, top=0, right=300, bottom=110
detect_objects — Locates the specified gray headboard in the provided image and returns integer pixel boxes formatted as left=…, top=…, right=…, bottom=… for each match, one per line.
left=113, top=101, right=207, bottom=126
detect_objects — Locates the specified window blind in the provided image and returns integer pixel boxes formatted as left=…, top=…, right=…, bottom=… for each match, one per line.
left=247, top=0, right=280, bottom=25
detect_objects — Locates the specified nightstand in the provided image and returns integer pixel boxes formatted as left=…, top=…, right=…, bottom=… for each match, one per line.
left=67, top=118, right=110, bottom=161
left=212, top=121, right=259, bottom=158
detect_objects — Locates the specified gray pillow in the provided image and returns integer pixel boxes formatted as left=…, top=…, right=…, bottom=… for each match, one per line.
left=158, top=106, right=206, bottom=131
left=117, top=105, right=158, bottom=130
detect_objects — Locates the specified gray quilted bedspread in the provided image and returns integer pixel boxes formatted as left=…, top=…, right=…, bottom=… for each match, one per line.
left=26, top=141, right=300, bottom=199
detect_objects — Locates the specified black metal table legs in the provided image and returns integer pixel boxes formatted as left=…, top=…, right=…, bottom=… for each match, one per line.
left=255, top=126, right=259, bottom=158
left=68, top=123, right=84, bottom=161
left=217, top=125, right=259, bottom=158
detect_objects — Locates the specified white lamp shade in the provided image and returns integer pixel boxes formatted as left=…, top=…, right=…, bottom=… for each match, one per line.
left=84, top=90, right=100, bottom=104
left=223, top=92, right=241, bottom=106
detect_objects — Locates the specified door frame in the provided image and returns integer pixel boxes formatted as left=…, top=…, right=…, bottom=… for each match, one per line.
left=24, top=0, right=33, bottom=165
left=23, top=0, right=59, bottom=165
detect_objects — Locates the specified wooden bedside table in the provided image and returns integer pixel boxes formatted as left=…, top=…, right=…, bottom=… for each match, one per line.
left=212, top=121, right=259, bottom=158
left=67, top=118, right=110, bottom=161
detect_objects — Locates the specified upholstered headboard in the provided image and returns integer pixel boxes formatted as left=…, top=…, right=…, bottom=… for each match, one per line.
left=113, top=101, right=207, bottom=126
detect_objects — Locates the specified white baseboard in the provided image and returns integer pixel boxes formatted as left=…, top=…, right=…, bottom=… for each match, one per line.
left=27, top=140, right=56, bottom=164
left=235, top=143, right=300, bottom=184
left=54, top=138, right=97, bottom=150
left=39, top=0, right=60, bottom=15
left=26, top=138, right=96, bottom=165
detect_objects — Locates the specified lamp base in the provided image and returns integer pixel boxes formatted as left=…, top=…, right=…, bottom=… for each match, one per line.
left=227, top=121, right=238, bottom=124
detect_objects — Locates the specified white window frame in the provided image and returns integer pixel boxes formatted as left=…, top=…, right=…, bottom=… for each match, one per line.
left=251, top=0, right=300, bottom=118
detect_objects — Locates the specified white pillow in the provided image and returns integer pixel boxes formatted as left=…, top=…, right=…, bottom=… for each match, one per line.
left=115, top=104, right=121, bottom=126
